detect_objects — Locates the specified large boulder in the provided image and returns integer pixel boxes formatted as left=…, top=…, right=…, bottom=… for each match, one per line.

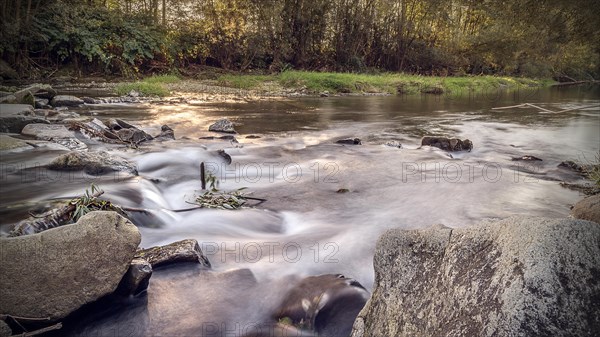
left=0, top=104, right=49, bottom=133
left=352, top=217, right=600, bottom=337
left=48, top=151, right=138, bottom=175
left=0, top=211, right=141, bottom=321
left=14, top=83, right=57, bottom=103
left=50, top=95, right=84, bottom=107
left=571, top=194, right=600, bottom=224
left=209, top=118, right=236, bottom=133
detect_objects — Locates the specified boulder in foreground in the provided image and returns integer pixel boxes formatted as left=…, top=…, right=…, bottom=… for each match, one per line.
left=352, top=216, right=600, bottom=337
left=0, top=211, right=141, bottom=321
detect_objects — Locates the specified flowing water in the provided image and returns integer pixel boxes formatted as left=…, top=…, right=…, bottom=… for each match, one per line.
left=1, top=85, right=599, bottom=335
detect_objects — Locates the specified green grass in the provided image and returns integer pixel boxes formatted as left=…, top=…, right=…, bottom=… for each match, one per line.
left=215, top=70, right=555, bottom=95
left=114, top=74, right=181, bottom=97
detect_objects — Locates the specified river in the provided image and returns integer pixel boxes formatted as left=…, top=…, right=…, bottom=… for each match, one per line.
left=1, top=84, right=599, bottom=336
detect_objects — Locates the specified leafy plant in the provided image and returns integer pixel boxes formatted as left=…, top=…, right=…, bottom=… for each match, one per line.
left=70, top=184, right=121, bottom=222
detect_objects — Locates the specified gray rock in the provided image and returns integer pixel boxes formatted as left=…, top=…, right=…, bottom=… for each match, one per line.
left=21, top=123, right=77, bottom=140
left=81, top=96, right=101, bottom=104
left=571, top=194, right=600, bottom=224
left=336, top=138, right=361, bottom=145
left=0, top=94, right=16, bottom=104
left=135, top=239, right=211, bottom=268
left=352, top=216, right=600, bottom=337
left=0, top=211, right=141, bottom=321
left=209, top=118, right=236, bottom=133
left=0, top=104, right=49, bottom=133
left=35, top=98, right=50, bottom=109
left=0, top=320, right=11, bottom=337
left=14, top=84, right=57, bottom=102
left=21, top=123, right=87, bottom=151
left=117, top=258, right=153, bottom=296
left=0, top=134, right=32, bottom=152
left=421, top=136, right=473, bottom=152
left=50, top=95, right=84, bottom=107
left=48, top=151, right=138, bottom=175
left=154, top=125, right=175, bottom=141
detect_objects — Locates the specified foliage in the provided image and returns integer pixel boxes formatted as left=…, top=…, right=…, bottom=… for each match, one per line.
left=70, top=184, right=122, bottom=222
left=216, top=70, right=553, bottom=95
left=114, top=75, right=180, bottom=96
left=193, top=173, right=250, bottom=210
left=1, top=0, right=598, bottom=79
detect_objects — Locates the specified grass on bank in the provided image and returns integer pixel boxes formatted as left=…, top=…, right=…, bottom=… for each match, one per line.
left=114, top=74, right=180, bottom=97
left=216, top=70, right=555, bottom=95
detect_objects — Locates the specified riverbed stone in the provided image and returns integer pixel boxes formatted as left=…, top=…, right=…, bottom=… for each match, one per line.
left=571, top=194, right=600, bottom=224
left=117, top=258, right=153, bottom=296
left=336, top=138, right=362, bottom=145
left=0, top=134, right=32, bottom=151
left=14, top=83, right=57, bottom=102
left=48, top=150, right=138, bottom=175
left=421, top=136, right=473, bottom=152
left=351, top=216, right=600, bottom=337
left=135, top=239, right=211, bottom=268
left=0, top=104, right=49, bottom=133
left=209, top=118, right=236, bottom=133
left=50, top=95, right=84, bottom=107
left=21, top=123, right=87, bottom=151
left=0, top=211, right=141, bottom=321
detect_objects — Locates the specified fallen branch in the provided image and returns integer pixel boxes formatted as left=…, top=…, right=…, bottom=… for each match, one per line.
left=491, top=103, right=527, bottom=110
left=9, top=190, right=104, bottom=237
left=524, top=103, right=554, bottom=113
left=18, top=323, right=62, bottom=337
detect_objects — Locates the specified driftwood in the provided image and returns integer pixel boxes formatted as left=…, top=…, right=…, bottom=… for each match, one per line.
left=9, top=190, right=104, bottom=237
left=492, top=103, right=600, bottom=113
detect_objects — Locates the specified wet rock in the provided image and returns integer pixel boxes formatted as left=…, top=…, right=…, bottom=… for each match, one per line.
left=512, top=155, right=543, bottom=161
left=0, top=211, right=141, bottom=321
left=558, top=160, right=584, bottom=172
left=0, top=93, right=16, bottom=104
left=50, top=95, right=84, bottom=107
left=48, top=151, right=138, bottom=175
left=246, top=135, right=261, bottom=139
left=134, top=239, right=211, bottom=268
left=14, top=83, right=57, bottom=102
left=421, top=136, right=473, bottom=152
left=107, top=118, right=153, bottom=143
left=571, top=194, right=600, bottom=224
left=352, top=217, right=600, bottom=337
left=21, top=123, right=87, bottom=151
left=336, top=138, right=362, bottom=145
left=117, top=258, right=153, bottom=296
left=81, top=96, right=101, bottom=104
left=209, top=118, right=236, bottom=133
left=0, top=134, right=32, bottom=152
left=217, top=149, right=232, bottom=164
left=276, top=274, right=369, bottom=337
left=154, top=125, right=175, bottom=140
left=0, top=320, right=11, bottom=337
left=35, top=98, right=50, bottom=109
left=384, top=140, right=402, bottom=148
left=0, top=104, right=49, bottom=133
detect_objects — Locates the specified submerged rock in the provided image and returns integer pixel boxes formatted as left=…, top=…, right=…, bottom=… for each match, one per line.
left=352, top=217, right=600, bottom=337
left=209, top=118, right=236, bottom=133
left=421, top=136, right=472, bottom=152
left=336, top=138, right=362, bottom=145
left=571, top=194, right=600, bottom=224
left=50, top=95, right=84, bottom=107
left=512, top=155, right=543, bottom=161
left=0, top=134, right=32, bottom=152
left=135, top=239, right=211, bottom=268
left=0, top=211, right=141, bottom=321
left=48, top=151, right=138, bottom=175
left=275, top=274, right=369, bottom=336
